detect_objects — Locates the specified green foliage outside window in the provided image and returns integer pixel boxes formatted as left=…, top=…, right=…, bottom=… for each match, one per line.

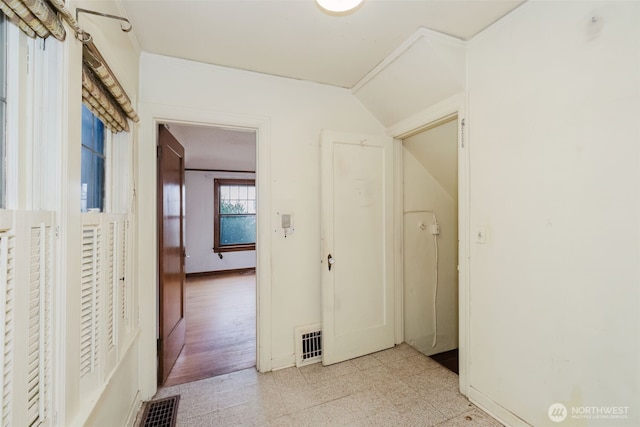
left=214, top=179, right=256, bottom=251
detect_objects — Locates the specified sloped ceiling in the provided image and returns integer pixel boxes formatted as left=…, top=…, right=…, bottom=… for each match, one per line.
left=353, top=28, right=466, bottom=127
left=403, top=119, right=458, bottom=198
left=119, top=0, right=524, bottom=89
left=114, top=1, right=524, bottom=129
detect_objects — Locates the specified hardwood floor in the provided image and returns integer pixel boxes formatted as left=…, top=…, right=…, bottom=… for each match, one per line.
left=164, top=272, right=256, bottom=387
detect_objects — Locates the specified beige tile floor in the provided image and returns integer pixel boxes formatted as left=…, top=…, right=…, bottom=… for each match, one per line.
left=148, top=343, right=503, bottom=427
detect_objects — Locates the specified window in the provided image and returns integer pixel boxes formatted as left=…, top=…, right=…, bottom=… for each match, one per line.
left=81, top=105, right=105, bottom=212
left=0, top=16, right=6, bottom=208
left=214, top=179, right=256, bottom=252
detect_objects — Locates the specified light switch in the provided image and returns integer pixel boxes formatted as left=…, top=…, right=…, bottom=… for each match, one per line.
left=282, top=214, right=291, bottom=229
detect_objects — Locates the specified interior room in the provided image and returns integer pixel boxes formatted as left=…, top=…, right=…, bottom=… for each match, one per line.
left=0, top=0, right=638, bottom=426
left=160, top=124, right=258, bottom=386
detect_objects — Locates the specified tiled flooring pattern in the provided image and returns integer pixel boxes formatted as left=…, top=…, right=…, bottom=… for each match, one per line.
left=150, top=343, right=502, bottom=426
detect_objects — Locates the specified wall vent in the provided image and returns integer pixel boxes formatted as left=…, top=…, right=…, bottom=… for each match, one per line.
left=294, top=324, right=322, bottom=367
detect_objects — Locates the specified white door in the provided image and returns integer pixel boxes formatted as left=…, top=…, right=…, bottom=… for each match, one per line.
left=320, top=130, right=395, bottom=365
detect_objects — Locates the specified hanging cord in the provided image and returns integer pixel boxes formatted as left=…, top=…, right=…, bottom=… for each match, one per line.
left=404, top=210, right=439, bottom=347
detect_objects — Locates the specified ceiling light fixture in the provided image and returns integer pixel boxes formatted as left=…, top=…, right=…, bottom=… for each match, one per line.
left=316, top=0, right=363, bottom=14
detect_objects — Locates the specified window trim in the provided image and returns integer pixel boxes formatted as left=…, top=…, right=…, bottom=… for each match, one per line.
left=213, top=178, right=256, bottom=253
left=80, top=105, right=107, bottom=213
left=3, top=18, right=19, bottom=210
left=0, top=15, right=7, bottom=209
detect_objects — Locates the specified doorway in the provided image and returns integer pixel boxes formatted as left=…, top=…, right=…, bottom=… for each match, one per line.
left=401, top=116, right=459, bottom=372
left=157, top=123, right=258, bottom=387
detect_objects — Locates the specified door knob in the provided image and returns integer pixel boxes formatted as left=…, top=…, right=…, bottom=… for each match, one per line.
left=327, top=254, right=335, bottom=271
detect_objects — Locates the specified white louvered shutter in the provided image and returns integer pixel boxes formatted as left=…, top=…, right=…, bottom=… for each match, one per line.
left=26, top=223, right=52, bottom=427
left=120, top=220, right=128, bottom=325
left=0, top=233, right=16, bottom=427
left=106, top=222, right=117, bottom=350
left=80, top=226, right=101, bottom=378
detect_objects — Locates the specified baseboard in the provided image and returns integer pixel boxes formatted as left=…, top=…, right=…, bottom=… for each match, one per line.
left=271, top=354, right=296, bottom=371
left=467, top=386, right=532, bottom=427
left=186, top=268, right=256, bottom=278
left=125, top=390, right=142, bottom=427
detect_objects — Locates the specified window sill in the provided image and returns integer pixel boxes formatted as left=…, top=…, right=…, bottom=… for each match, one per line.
left=213, top=244, right=256, bottom=253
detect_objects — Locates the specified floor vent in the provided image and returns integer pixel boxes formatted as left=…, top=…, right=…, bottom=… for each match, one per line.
left=295, top=324, right=322, bottom=367
left=140, top=395, right=180, bottom=427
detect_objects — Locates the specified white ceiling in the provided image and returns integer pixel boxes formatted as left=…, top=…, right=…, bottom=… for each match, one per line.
left=120, top=0, right=524, bottom=88
left=122, top=1, right=523, bottom=168
left=166, top=124, right=256, bottom=171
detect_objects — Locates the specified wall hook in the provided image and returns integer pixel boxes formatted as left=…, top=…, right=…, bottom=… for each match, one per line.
left=76, top=8, right=133, bottom=33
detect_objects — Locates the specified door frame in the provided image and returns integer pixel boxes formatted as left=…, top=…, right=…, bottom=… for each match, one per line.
left=388, top=93, right=469, bottom=396
left=138, top=104, right=271, bottom=399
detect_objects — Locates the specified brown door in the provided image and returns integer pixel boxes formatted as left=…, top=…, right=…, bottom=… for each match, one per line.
left=157, top=125, right=187, bottom=385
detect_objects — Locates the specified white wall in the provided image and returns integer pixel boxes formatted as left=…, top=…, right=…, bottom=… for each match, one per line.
left=403, top=120, right=458, bottom=356
left=185, top=170, right=256, bottom=273
left=467, top=1, right=640, bottom=425
left=63, top=1, right=142, bottom=426
left=136, top=53, right=387, bottom=397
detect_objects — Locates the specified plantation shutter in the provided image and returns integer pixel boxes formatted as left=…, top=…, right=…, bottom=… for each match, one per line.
left=120, top=220, right=127, bottom=324
left=80, top=226, right=100, bottom=378
left=26, top=223, right=51, bottom=427
left=0, top=233, right=15, bottom=427
left=106, top=221, right=116, bottom=350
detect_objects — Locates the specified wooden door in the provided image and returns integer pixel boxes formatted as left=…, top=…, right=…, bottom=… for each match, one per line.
left=157, top=125, right=186, bottom=385
left=320, top=130, right=395, bottom=365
